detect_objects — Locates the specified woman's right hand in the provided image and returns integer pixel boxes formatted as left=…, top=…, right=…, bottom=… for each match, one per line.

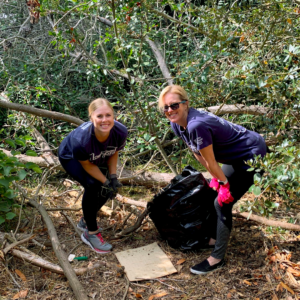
left=102, top=179, right=116, bottom=199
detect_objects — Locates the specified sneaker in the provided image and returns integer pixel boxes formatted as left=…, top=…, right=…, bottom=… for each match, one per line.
left=81, top=231, right=112, bottom=254
left=190, top=259, right=225, bottom=275
left=77, top=217, right=101, bottom=233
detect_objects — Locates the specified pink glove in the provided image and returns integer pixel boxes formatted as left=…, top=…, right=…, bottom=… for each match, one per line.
left=209, top=178, right=220, bottom=192
left=217, top=182, right=234, bottom=207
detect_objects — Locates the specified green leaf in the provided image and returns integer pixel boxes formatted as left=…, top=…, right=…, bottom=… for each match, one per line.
left=11, top=150, right=21, bottom=155
left=0, top=216, right=4, bottom=225
left=6, top=212, right=16, bottom=220
left=32, top=166, right=42, bottom=173
left=26, top=150, right=38, bottom=157
left=0, top=203, right=10, bottom=212
left=18, top=169, right=27, bottom=180
left=5, top=139, right=16, bottom=149
left=253, top=186, right=261, bottom=196
left=3, top=166, right=12, bottom=176
left=0, top=179, right=9, bottom=189
left=254, top=173, right=262, bottom=184
left=4, top=189, right=16, bottom=199
left=248, top=184, right=255, bottom=193
left=15, top=138, right=26, bottom=147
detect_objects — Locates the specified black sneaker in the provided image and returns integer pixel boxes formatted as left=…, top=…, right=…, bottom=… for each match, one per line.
left=190, top=259, right=225, bottom=275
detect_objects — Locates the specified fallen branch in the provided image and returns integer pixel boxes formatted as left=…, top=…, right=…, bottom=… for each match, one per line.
left=3, top=234, right=35, bottom=255
left=115, top=208, right=149, bottom=238
left=233, top=211, right=300, bottom=231
left=115, top=194, right=147, bottom=208
left=13, top=183, right=89, bottom=300
left=8, top=247, right=122, bottom=275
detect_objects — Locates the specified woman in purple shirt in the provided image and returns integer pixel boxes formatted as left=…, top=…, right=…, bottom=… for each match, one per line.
left=158, top=85, right=267, bottom=275
left=59, top=98, right=128, bottom=254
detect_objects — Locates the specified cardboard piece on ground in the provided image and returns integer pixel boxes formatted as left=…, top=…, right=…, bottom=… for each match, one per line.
left=115, top=242, right=177, bottom=281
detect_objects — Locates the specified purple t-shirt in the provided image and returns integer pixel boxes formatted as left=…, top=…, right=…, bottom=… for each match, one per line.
left=171, top=108, right=267, bottom=166
left=59, top=121, right=128, bottom=166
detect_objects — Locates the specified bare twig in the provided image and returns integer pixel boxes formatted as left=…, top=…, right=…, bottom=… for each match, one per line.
left=122, top=275, right=130, bottom=300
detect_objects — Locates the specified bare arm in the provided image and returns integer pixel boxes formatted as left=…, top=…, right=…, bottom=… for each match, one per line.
left=195, top=145, right=227, bottom=181
left=79, top=160, right=107, bottom=184
left=107, top=151, right=118, bottom=175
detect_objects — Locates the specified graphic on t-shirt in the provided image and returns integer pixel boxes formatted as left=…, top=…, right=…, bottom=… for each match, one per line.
left=194, top=137, right=204, bottom=146
left=90, top=146, right=117, bottom=162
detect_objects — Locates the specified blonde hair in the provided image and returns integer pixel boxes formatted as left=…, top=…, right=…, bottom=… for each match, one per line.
left=158, top=85, right=189, bottom=111
left=88, top=98, right=114, bottom=118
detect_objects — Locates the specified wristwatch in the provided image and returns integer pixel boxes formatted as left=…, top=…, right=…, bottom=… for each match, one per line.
left=218, top=179, right=228, bottom=185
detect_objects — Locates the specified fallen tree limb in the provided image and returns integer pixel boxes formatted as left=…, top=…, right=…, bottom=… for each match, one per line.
left=0, top=97, right=83, bottom=126
left=8, top=247, right=123, bottom=275
left=13, top=183, right=89, bottom=300
left=3, top=234, right=35, bottom=255
left=233, top=211, right=300, bottom=231
left=115, top=194, right=147, bottom=208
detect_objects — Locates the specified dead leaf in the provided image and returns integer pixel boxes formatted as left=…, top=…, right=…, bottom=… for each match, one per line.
left=15, top=269, right=27, bottom=282
left=287, top=267, right=300, bottom=277
left=279, top=282, right=294, bottom=294
left=136, top=293, right=142, bottom=298
left=68, top=191, right=78, bottom=197
left=227, top=293, right=232, bottom=298
left=12, top=289, right=28, bottom=299
left=176, top=259, right=186, bottom=265
left=148, top=292, right=169, bottom=300
left=243, top=280, right=252, bottom=286
left=272, top=295, right=278, bottom=300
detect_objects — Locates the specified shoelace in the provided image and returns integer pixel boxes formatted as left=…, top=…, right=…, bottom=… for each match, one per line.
left=96, top=232, right=105, bottom=244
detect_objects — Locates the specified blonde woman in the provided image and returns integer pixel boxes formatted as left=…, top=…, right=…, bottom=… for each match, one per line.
left=158, top=85, right=267, bottom=274
left=59, top=98, right=127, bottom=253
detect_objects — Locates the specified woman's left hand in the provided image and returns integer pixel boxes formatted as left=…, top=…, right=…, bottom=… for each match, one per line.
left=217, top=182, right=234, bottom=207
left=110, top=174, right=122, bottom=192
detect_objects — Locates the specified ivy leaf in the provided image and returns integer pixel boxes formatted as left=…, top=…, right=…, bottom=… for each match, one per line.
left=0, top=216, right=5, bottom=225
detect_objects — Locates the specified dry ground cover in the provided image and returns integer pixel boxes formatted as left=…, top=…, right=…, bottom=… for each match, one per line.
left=0, top=182, right=300, bottom=300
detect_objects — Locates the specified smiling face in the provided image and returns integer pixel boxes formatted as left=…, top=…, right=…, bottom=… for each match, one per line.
left=163, top=92, right=189, bottom=128
left=90, top=105, right=114, bottom=140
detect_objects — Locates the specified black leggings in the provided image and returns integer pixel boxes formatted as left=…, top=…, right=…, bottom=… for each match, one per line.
left=210, top=164, right=259, bottom=259
left=59, top=158, right=109, bottom=232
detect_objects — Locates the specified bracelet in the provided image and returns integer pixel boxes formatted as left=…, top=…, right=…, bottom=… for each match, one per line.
left=218, top=178, right=228, bottom=185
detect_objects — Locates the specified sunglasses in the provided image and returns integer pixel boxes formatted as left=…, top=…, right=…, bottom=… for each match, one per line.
left=163, top=100, right=187, bottom=112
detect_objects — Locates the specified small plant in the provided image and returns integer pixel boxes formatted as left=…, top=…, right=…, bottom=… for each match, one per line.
left=0, top=149, right=42, bottom=225
left=246, top=139, right=300, bottom=215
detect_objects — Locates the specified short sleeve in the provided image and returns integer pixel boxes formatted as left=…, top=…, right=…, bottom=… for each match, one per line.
left=189, top=122, right=213, bottom=152
left=72, top=138, right=89, bottom=161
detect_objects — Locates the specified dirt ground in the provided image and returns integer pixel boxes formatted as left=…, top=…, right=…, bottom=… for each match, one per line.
left=1, top=181, right=300, bottom=300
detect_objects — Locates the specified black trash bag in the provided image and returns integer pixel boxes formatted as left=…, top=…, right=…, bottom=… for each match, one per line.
left=147, top=165, right=217, bottom=251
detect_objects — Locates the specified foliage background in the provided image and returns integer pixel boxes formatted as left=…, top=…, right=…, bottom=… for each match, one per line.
left=0, top=0, right=299, bottom=219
